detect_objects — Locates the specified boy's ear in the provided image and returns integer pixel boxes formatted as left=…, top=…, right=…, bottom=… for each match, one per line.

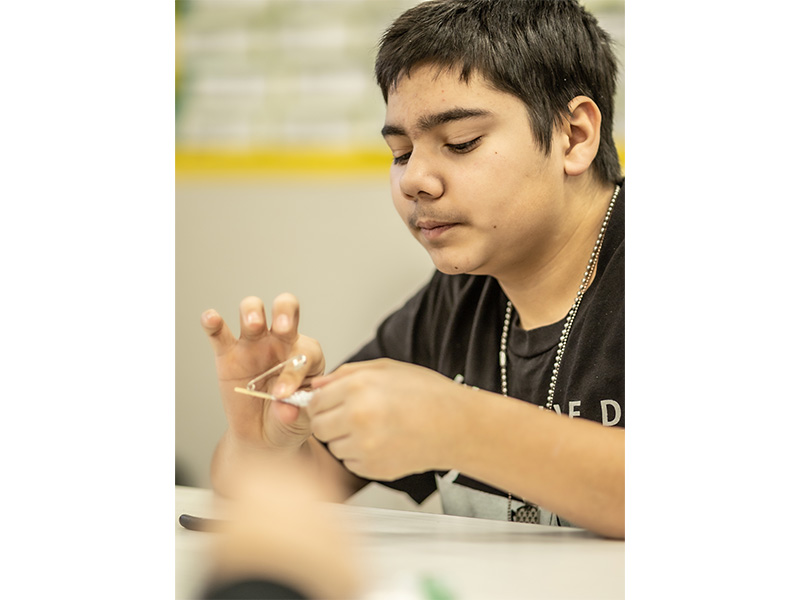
left=559, top=96, right=602, bottom=176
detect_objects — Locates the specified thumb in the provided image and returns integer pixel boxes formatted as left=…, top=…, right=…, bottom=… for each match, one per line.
left=271, top=354, right=311, bottom=399
left=270, top=400, right=302, bottom=425
left=310, top=361, right=363, bottom=389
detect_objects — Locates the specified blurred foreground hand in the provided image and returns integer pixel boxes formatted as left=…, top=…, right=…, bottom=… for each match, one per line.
left=204, top=455, right=364, bottom=600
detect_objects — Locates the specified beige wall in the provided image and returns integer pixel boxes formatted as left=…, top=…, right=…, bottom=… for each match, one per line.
left=176, top=175, right=444, bottom=511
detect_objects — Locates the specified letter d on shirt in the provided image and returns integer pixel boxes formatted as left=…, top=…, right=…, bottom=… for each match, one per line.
left=601, top=399, right=621, bottom=426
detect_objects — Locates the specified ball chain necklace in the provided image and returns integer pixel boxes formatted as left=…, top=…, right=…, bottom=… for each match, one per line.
left=501, top=184, right=620, bottom=523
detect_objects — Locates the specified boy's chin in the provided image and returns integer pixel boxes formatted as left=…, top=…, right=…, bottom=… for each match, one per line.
left=431, top=258, right=483, bottom=277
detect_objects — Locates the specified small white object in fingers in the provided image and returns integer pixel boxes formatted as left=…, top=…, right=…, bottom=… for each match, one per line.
left=278, top=389, right=314, bottom=407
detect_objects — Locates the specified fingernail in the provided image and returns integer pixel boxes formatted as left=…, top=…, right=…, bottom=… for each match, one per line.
left=273, top=383, right=287, bottom=398
left=246, top=312, right=261, bottom=325
left=274, top=314, right=289, bottom=332
left=290, top=355, right=307, bottom=371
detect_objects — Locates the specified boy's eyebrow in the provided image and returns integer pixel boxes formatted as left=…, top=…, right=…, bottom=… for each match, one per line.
left=381, top=107, right=492, bottom=138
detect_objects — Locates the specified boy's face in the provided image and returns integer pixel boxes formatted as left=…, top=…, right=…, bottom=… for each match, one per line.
left=383, top=65, right=568, bottom=279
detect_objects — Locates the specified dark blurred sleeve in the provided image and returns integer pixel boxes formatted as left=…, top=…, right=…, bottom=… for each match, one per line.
left=203, top=578, right=308, bottom=600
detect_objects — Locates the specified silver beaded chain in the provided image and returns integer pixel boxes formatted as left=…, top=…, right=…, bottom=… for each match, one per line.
left=501, top=184, right=620, bottom=522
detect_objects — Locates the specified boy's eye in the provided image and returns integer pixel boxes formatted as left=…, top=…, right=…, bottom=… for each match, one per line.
left=447, top=136, right=482, bottom=154
left=391, top=136, right=482, bottom=165
left=392, top=151, right=412, bottom=165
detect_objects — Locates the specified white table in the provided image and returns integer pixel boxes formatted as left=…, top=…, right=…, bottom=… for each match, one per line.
left=175, top=485, right=624, bottom=599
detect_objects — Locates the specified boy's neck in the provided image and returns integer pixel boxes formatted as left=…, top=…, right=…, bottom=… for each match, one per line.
left=498, top=180, right=617, bottom=331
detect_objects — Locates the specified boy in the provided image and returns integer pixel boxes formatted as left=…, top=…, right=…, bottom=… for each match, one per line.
left=202, top=0, right=625, bottom=539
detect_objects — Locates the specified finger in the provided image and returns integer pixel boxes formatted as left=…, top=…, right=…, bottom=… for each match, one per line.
left=309, top=408, right=349, bottom=444
left=310, top=361, right=366, bottom=389
left=201, top=309, right=236, bottom=356
left=272, top=338, right=324, bottom=399
left=271, top=354, right=313, bottom=399
left=270, top=292, right=300, bottom=345
left=238, top=296, right=268, bottom=341
left=327, top=437, right=358, bottom=463
left=305, top=380, right=347, bottom=418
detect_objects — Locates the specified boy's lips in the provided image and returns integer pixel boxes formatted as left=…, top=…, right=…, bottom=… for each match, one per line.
left=414, top=219, right=459, bottom=241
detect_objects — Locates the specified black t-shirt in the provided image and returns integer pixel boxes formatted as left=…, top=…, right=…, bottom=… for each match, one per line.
left=345, top=183, right=625, bottom=504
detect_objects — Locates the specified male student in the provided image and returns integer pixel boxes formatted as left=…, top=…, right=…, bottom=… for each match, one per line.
left=202, top=0, right=625, bottom=540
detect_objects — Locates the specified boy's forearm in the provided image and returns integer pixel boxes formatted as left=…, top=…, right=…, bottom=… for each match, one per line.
left=447, top=390, right=625, bottom=538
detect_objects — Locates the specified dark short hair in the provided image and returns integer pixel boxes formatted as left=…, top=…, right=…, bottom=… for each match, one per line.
left=375, top=0, right=622, bottom=184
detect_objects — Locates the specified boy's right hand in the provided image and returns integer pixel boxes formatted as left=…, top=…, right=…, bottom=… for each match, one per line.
left=201, top=293, right=325, bottom=454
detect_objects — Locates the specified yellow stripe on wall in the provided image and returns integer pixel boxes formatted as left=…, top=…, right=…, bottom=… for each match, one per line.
left=176, top=143, right=624, bottom=178
left=176, top=148, right=392, bottom=178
